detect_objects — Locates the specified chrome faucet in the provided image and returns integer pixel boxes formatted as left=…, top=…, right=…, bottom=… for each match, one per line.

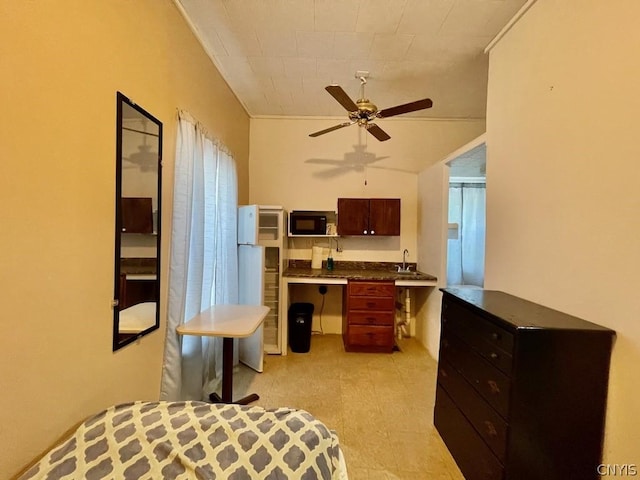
left=396, top=249, right=411, bottom=272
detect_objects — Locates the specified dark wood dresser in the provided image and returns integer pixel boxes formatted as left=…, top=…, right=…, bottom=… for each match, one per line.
left=435, top=288, right=615, bottom=480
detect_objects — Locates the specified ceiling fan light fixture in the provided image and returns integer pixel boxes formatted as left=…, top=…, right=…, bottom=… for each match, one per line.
left=309, top=76, right=433, bottom=141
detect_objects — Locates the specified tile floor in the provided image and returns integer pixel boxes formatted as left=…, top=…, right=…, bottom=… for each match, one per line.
left=233, top=334, right=464, bottom=480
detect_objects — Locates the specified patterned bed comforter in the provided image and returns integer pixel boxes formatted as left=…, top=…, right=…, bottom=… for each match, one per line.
left=20, top=401, right=348, bottom=480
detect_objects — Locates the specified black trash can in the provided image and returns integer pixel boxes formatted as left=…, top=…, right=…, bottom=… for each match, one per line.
left=288, top=302, right=314, bottom=353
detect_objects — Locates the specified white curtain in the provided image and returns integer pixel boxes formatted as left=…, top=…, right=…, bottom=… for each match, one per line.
left=160, top=112, right=239, bottom=401
left=447, top=183, right=486, bottom=287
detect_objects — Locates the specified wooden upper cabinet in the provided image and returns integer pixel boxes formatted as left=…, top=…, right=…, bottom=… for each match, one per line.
left=121, top=197, right=154, bottom=234
left=337, top=198, right=369, bottom=235
left=369, top=199, right=401, bottom=236
left=337, top=198, right=400, bottom=236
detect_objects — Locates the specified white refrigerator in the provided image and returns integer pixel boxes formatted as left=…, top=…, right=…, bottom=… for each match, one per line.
left=238, top=242, right=265, bottom=373
left=238, top=205, right=285, bottom=369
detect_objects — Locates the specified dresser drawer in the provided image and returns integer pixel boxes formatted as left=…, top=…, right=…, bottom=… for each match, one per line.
left=348, top=281, right=395, bottom=297
left=435, top=386, right=504, bottom=480
left=443, top=298, right=514, bottom=356
left=438, top=360, right=508, bottom=463
left=348, top=310, right=394, bottom=326
left=348, top=296, right=395, bottom=311
left=443, top=311, right=513, bottom=376
left=346, top=325, right=394, bottom=348
left=440, top=329, right=511, bottom=419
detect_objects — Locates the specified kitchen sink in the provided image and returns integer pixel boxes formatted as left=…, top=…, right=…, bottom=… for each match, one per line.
left=396, top=270, right=419, bottom=276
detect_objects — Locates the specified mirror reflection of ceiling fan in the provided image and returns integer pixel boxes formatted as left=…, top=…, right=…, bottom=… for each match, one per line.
left=123, top=119, right=159, bottom=172
left=309, top=72, right=433, bottom=142
left=123, top=143, right=158, bottom=172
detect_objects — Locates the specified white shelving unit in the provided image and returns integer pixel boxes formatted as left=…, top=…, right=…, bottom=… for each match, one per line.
left=257, top=207, right=286, bottom=354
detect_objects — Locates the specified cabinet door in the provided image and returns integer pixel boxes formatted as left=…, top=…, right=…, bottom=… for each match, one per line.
left=238, top=205, right=259, bottom=245
left=121, top=197, right=154, bottom=234
left=337, top=198, right=370, bottom=235
left=369, top=198, right=400, bottom=236
left=238, top=245, right=265, bottom=372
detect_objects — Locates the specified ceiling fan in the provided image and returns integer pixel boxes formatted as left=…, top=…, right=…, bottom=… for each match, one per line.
left=309, top=73, right=433, bottom=142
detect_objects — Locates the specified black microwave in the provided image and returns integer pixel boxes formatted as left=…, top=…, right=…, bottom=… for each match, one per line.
left=290, top=211, right=327, bottom=235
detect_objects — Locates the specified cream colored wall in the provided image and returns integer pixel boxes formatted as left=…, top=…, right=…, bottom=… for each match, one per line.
left=0, top=1, right=249, bottom=476
left=485, top=0, right=640, bottom=463
left=416, top=162, right=450, bottom=357
left=249, top=117, right=484, bottom=333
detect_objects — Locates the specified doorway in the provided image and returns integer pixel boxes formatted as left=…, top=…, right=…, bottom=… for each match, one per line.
left=446, top=142, right=486, bottom=288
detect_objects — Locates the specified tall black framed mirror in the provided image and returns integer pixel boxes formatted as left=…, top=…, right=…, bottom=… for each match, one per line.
left=113, top=92, right=162, bottom=351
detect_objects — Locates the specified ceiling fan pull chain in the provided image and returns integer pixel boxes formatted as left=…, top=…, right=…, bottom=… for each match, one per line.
left=364, top=132, right=368, bottom=186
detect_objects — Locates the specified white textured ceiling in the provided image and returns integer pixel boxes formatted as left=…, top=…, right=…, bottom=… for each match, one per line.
left=177, top=0, right=526, bottom=119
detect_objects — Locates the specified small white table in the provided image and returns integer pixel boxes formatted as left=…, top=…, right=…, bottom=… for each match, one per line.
left=177, top=304, right=270, bottom=405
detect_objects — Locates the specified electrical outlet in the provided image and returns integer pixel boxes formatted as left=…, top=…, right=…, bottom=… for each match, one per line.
left=319, top=285, right=328, bottom=295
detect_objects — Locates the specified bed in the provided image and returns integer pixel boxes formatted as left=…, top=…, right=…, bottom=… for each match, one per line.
left=19, top=401, right=348, bottom=479
left=118, top=302, right=156, bottom=334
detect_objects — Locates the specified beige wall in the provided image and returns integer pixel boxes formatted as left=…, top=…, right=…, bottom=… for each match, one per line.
left=0, top=1, right=249, bottom=476
left=416, top=162, right=449, bottom=356
left=486, top=0, right=640, bottom=463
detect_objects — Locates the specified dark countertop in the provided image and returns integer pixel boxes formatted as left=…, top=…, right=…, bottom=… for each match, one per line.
left=283, top=260, right=437, bottom=282
left=120, top=258, right=157, bottom=275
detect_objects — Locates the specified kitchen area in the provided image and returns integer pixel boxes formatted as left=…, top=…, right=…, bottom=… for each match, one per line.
left=240, top=199, right=438, bottom=357
left=246, top=115, right=485, bottom=358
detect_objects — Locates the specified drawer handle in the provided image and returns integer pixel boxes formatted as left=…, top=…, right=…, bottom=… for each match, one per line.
left=490, top=352, right=499, bottom=360
left=366, top=302, right=376, bottom=308
left=487, top=380, right=501, bottom=395
left=367, top=317, right=376, bottom=323
left=491, top=332, right=501, bottom=341
left=484, top=421, right=498, bottom=438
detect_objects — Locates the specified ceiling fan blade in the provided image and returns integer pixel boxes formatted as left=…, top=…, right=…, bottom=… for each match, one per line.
left=366, top=123, right=391, bottom=142
left=309, top=121, right=354, bottom=137
left=377, top=98, right=433, bottom=118
left=325, top=85, right=359, bottom=112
